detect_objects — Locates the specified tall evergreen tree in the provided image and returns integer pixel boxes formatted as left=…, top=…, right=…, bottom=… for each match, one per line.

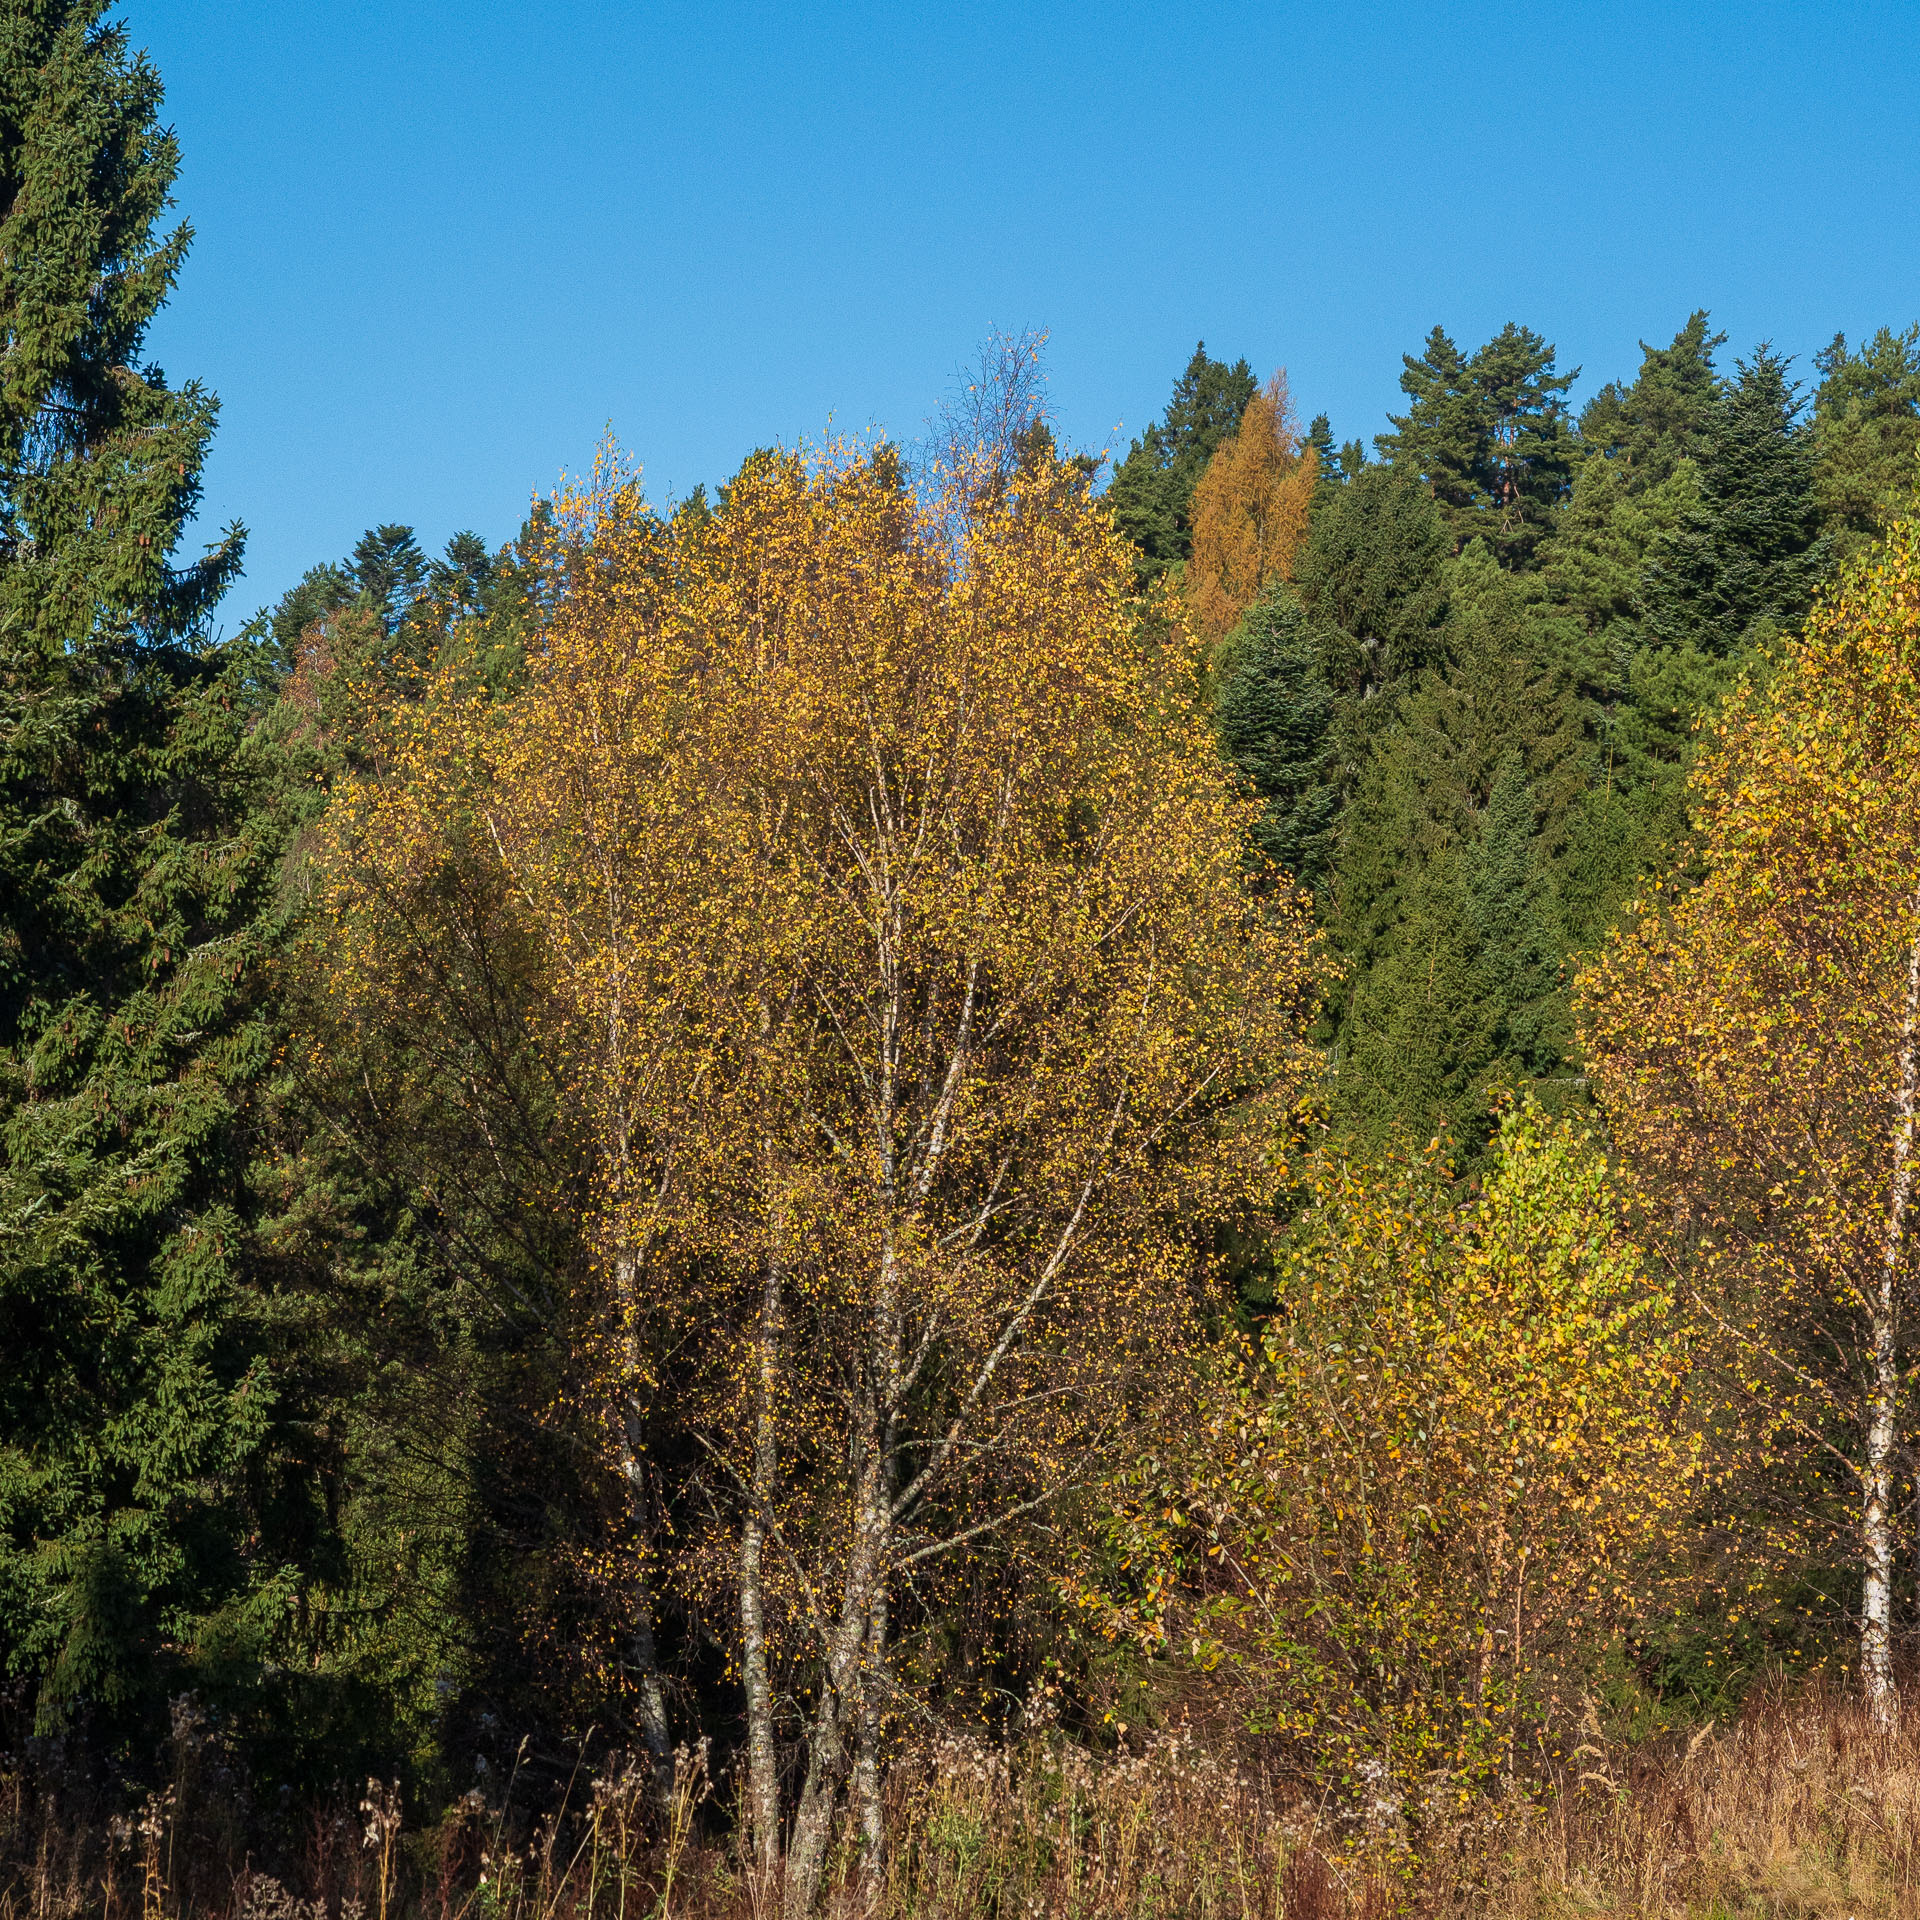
left=0, top=1, right=283, bottom=1736
left=1293, top=462, right=1452, bottom=699
left=1643, top=345, right=1827, bottom=655
left=1466, top=750, right=1566, bottom=1078
left=1578, top=310, right=1725, bottom=491
left=350, top=522, right=429, bottom=632
left=1468, top=323, right=1581, bottom=568
left=1374, top=326, right=1482, bottom=533
left=1375, top=323, right=1579, bottom=566
left=1812, top=325, right=1920, bottom=557
left=1104, top=342, right=1257, bottom=584
left=1305, top=411, right=1339, bottom=494
left=1213, top=587, right=1339, bottom=897
left=1328, top=546, right=1581, bottom=1151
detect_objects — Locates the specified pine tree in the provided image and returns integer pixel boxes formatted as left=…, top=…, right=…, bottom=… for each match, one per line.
left=1105, top=342, right=1257, bottom=584
left=1375, top=324, right=1579, bottom=566
left=1468, top=324, right=1581, bottom=568
left=0, top=2, right=283, bottom=1734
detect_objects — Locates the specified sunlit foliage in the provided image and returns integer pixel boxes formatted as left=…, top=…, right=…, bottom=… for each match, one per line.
left=1582, top=509, right=1920, bottom=1718
left=1089, top=1102, right=1693, bottom=1807
left=1184, top=373, right=1318, bottom=643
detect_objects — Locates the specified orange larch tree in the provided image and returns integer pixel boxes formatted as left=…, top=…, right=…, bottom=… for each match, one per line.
left=1183, top=371, right=1318, bottom=643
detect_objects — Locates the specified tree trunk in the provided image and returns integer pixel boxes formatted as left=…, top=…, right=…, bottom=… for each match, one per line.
left=740, top=1249, right=784, bottom=1885
left=851, top=1583, right=888, bottom=1907
left=784, top=1444, right=888, bottom=1919
left=1865, top=905, right=1920, bottom=1726
left=613, top=1253, right=673, bottom=1800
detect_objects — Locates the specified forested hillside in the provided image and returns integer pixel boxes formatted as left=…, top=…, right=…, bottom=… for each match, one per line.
left=10, top=7, right=1920, bottom=1917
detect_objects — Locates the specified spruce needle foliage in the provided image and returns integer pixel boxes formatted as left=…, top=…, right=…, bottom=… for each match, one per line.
left=0, top=0, right=290, bottom=1743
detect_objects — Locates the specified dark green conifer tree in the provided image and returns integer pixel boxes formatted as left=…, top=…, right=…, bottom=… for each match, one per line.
left=1327, top=546, right=1580, bottom=1151
left=1375, top=323, right=1578, bottom=566
left=1643, top=345, right=1826, bottom=656
left=1466, top=750, right=1566, bottom=1078
left=1293, top=463, right=1452, bottom=698
left=1812, top=325, right=1920, bottom=557
left=1213, top=588, right=1338, bottom=897
left=349, top=522, right=429, bottom=631
left=0, top=0, right=288, bottom=1735
left=1578, top=310, right=1725, bottom=490
left=1374, top=326, right=1482, bottom=535
left=1104, top=342, right=1257, bottom=583
left=1467, top=323, right=1581, bottom=568
left=1306, top=411, right=1339, bottom=493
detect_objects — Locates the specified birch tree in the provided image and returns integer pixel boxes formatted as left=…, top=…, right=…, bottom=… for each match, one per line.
left=1580, top=511, right=1920, bottom=1724
left=340, top=438, right=1319, bottom=1910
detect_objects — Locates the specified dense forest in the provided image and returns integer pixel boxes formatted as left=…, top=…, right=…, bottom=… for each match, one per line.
left=11, top=6, right=1920, bottom=1917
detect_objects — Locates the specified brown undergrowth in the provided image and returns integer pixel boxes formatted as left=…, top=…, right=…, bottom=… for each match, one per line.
left=8, top=1684, right=1920, bottom=1918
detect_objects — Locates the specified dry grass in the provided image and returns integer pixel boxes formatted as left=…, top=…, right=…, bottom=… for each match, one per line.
left=10, top=1685, right=1920, bottom=1917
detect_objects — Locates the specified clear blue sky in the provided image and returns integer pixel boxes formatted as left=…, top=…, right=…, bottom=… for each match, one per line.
left=132, top=0, right=1920, bottom=621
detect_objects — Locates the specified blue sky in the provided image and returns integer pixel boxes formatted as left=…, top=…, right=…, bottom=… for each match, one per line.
left=134, top=0, right=1920, bottom=621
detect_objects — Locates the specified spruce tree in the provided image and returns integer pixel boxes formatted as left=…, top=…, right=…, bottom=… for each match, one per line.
left=1327, top=546, right=1581, bottom=1151
left=1374, top=325, right=1482, bottom=534
left=1643, top=345, right=1827, bottom=655
left=1292, top=463, right=1451, bottom=698
left=1578, top=311, right=1725, bottom=491
left=0, top=2, right=282, bottom=1734
left=1213, top=587, right=1338, bottom=896
left=1466, top=750, right=1566, bottom=1077
left=1306, top=411, right=1339, bottom=494
left=1105, top=342, right=1257, bottom=584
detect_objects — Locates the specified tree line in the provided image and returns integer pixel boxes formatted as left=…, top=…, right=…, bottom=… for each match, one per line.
left=7, top=4, right=1920, bottom=1909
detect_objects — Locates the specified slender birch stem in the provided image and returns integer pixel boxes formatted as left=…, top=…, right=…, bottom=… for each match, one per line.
left=740, top=1246, right=785, bottom=1881
left=612, top=1254, right=672, bottom=1800
left=1864, top=896, right=1920, bottom=1726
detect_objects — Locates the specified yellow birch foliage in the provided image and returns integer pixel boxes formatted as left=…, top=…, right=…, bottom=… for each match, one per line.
left=320, top=436, right=1323, bottom=1733
left=1184, top=371, right=1318, bottom=643
left=1089, top=1102, right=1693, bottom=1805
left=1579, top=514, right=1920, bottom=1672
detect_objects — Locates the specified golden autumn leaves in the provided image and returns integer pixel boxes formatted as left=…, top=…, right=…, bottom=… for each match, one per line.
left=308, top=389, right=1920, bottom=1830
left=1088, top=1102, right=1695, bottom=1801
left=317, top=435, right=1321, bottom=1902
left=1185, top=371, right=1317, bottom=644
left=1583, top=515, right=1920, bottom=1722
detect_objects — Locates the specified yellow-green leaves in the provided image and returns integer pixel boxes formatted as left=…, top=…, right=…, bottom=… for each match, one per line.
left=1091, top=1103, right=1691, bottom=1803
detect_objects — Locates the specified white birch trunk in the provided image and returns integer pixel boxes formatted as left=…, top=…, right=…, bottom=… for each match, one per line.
left=613, top=1253, right=673, bottom=1798
left=740, top=1248, right=784, bottom=1883
left=1865, top=901, right=1920, bottom=1726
